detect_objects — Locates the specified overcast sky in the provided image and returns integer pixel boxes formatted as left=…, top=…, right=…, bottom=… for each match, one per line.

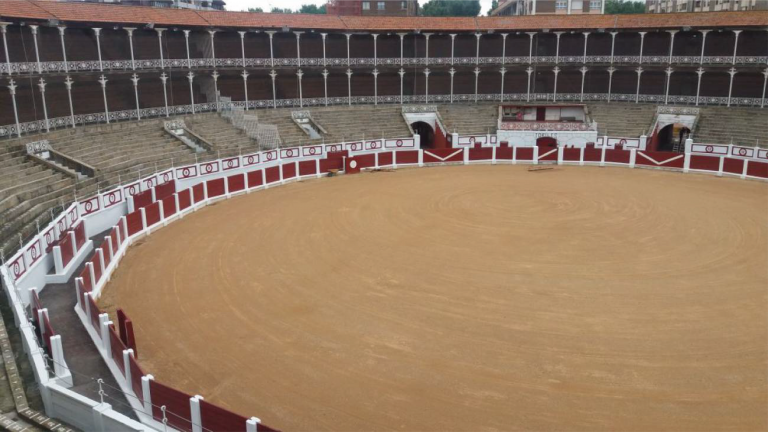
left=224, top=0, right=496, bottom=15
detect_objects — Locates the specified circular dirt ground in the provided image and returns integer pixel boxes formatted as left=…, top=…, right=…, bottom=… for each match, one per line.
left=100, top=165, right=768, bottom=432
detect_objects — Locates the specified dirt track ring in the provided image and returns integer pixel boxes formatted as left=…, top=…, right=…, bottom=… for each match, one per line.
left=100, top=165, right=768, bottom=432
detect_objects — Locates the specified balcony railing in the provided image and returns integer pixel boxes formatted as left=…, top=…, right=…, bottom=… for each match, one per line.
left=2, top=55, right=766, bottom=75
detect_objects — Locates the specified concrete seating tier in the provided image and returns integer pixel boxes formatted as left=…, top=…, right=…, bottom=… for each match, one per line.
left=309, top=105, right=412, bottom=144
left=694, top=107, right=768, bottom=147
left=184, top=113, right=261, bottom=153
left=438, top=103, right=499, bottom=135
left=587, top=104, right=657, bottom=137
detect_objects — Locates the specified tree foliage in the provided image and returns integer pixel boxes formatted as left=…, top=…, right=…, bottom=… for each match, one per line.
left=299, top=4, right=327, bottom=13
left=247, top=7, right=264, bottom=12
left=270, top=7, right=295, bottom=13
left=420, top=0, right=481, bottom=16
left=488, top=0, right=499, bottom=15
left=605, top=0, right=645, bottom=14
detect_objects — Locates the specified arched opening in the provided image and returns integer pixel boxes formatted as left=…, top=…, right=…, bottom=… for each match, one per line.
left=536, top=136, right=558, bottom=149
left=656, top=123, right=691, bottom=152
left=412, top=121, right=435, bottom=149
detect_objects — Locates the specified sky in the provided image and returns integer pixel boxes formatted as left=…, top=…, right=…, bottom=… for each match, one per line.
left=224, top=0, right=497, bottom=15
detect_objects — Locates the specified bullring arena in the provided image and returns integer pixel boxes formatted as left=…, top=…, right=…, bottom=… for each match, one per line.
left=0, top=1, right=767, bottom=431
left=100, top=165, right=768, bottom=431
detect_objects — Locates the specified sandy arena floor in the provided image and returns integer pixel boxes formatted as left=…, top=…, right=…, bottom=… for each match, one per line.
left=99, top=165, right=768, bottom=432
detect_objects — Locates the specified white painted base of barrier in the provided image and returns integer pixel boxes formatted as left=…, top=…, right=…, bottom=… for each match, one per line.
left=45, top=241, right=93, bottom=285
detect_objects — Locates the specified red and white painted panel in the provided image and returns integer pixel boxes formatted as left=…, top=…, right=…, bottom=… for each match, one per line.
left=200, top=161, right=220, bottom=176
left=456, top=135, right=487, bottom=147
left=222, top=157, right=241, bottom=171
left=345, top=141, right=365, bottom=152
left=242, top=153, right=261, bottom=167
left=385, top=138, right=416, bottom=149
left=280, top=147, right=301, bottom=159
left=423, top=149, right=463, bottom=164
left=175, top=165, right=198, bottom=180
left=301, top=145, right=324, bottom=157
left=157, top=169, right=174, bottom=185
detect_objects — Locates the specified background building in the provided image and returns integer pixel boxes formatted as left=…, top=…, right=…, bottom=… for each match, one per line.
left=327, top=0, right=419, bottom=16
left=646, top=0, right=767, bottom=13
left=490, top=0, right=605, bottom=16
left=56, top=0, right=226, bottom=11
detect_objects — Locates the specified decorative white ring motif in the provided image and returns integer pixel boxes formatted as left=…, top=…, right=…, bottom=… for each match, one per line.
left=705, top=145, right=714, bottom=153
left=350, top=160, right=358, bottom=169
left=182, top=168, right=191, bottom=177
left=738, top=148, right=747, bottom=157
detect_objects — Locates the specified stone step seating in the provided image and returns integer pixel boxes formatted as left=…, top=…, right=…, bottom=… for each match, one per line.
left=251, top=109, right=318, bottom=147
left=438, top=103, right=499, bottom=135
left=587, top=103, right=657, bottom=137
left=309, top=105, right=412, bottom=144
left=694, top=107, right=768, bottom=147
left=184, top=113, right=260, bottom=154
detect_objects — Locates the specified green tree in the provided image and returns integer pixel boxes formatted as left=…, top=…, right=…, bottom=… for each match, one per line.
left=421, top=0, right=481, bottom=16
left=247, top=7, right=264, bottom=12
left=270, top=7, right=295, bottom=13
left=605, top=0, right=645, bottom=14
left=488, top=0, right=499, bottom=15
left=299, top=4, right=327, bottom=13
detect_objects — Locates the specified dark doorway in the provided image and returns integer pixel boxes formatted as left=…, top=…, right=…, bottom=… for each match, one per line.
left=412, top=121, right=435, bottom=149
left=657, top=123, right=691, bottom=152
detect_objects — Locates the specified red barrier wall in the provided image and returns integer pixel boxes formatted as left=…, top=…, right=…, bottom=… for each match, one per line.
left=247, top=170, right=263, bottom=188
left=282, top=162, right=297, bottom=180
left=59, top=234, right=74, bottom=268
left=155, top=181, right=176, bottom=202
left=434, top=125, right=449, bottom=149
left=200, top=400, right=248, bottom=432
left=583, top=146, right=602, bottom=162
left=129, top=355, right=144, bottom=403
left=74, top=223, right=86, bottom=250
left=162, top=195, right=177, bottom=218
left=92, top=254, right=102, bottom=283
left=133, top=189, right=153, bottom=210
left=563, top=148, right=581, bottom=162
left=207, top=178, right=226, bottom=198
left=604, top=149, right=630, bottom=164
left=496, top=147, right=513, bottom=160
left=378, top=151, right=393, bottom=167
left=468, top=148, right=493, bottom=161
left=298, top=160, right=317, bottom=176
left=516, top=147, right=534, bottom=160
left=102, top=247, right=111, bottom=269
left=396, top=150, right=419, bottom=165
left=723, top=158, right=744, bottom=175
left=150, top=381, right=193, bottom=432
left=265, top=166, right=280, bottom=184
left=228, top=174, right=245, bottom=193
left=423, top=148, right=463, bottom=163
left=88, top=296, right=101, bottom=335
left=110, top=327, right=126, bottom=373
left=690, top=155, right=720, bottom=171
left=319, top=157, right=344, bottom=172
left=636, top=151, right=684, bottom=169
left=126, top=211, right=144, bottom=236
left=79, top=266, right=92, bottom=292
left=178, top=189, right=192, bottom=211
left=746, top=160, right=768, bottom=178
left=356, top=154, right=376, bottom=169
left=192, top=183, right=205, bottom=203
left=145, top=202, right=161, bottom=227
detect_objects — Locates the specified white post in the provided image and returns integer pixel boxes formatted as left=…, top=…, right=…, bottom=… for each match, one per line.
left=156, top=28, right=166, bottom=69
left=579, top=66, right=587, bottom=102
left=695, top=67, right=704, bottom=106
left=667, top=30, right=678, bottom=64
left=607, top=66, right=615, bottom=103
left=761, top=68, right=768, bottom=109
left=208, top=30, right=217, bottom=67
left=123, top=350, right=133, bottom=384
left=294, top=31, right=303, bottom=68
left=130, top=73, right=141, bottom=120
left=527, top=32, right=535, bottom=64
left=50, top=335, right=72, bottom=387
left=7, top=79, right=20, bottom=137
left=212, top=70, right=220, bottom=111
left=638, top=32, right=646, bottom=64
left=269, top=69, right=277, bottom=109
left=297, top=69, right=304, bottom=108
left=474, top=67, right=480, bottom=103
left=187, top=71, right=195, bottom=114
left=526, top=66, right=533, bottom=102
left=93, top=28, right=103, bottom=71
left=238, top=31, right=246, bottom=67
left=582, top=32, right=589, bottom=64
left=160, top=72, right=169, bottom=117
left=37, top=78, right=49, bottom=133
left=475, top=33, right=481, bottom=65
left=449, top=34, right=456, bottom=65
left=1, top=23, right=12, bottom=75
left=664, top=67, right=673, bottom=105
left=125, top=28, right=136, bottom=70
left=64, top=76, right=75, bottom=128
left=321, top=33, right=327, bottom=67
left=554, top=32, right=563, bottom=64
left=322, top=69, right=329, bottom=106
left=141, top=375, right=154, bottom=416
left=183, top=30, right=192, bottom=69
left=346, top=68, right=352, bottom=106
left=372, top=68, right=379, bottom=105
left=635, top=67, right=643, bottom=103
left=501, top=33, right=508, bottom=64
left=532, top=0, right=537, bottom=14
left=242, top=70, right=249, bottom=109
left=399, top=68, right=405, bottom=104
left=499, top=67, right=506, bottom=103
left=373, top=33, right=378, bottom=66
left=449, top=67, right=455, bottom=104
left=731, top=29, right=742, bottom=65
left=29, top=25, right=41, bottom=74
left=190, top=396, right=204, bottom=432
left=246, top=418, right=261, bottom=432
left=727, top=67, right=737, bottom=107
left=423, top=68, right=430, bottom=103
left=399, top=33, right=406, bottom=66
left=345, top=33, right=352, bottom=66
left=424, top=33, right=430, bottom=66
left=552, top=66, right=560, bottom=102
left=699, top=29, right=710, bottom=65
left=266, top=31, right=275, bottom=68
left=98, top=74, right=110, bottom=123
left=609, top=31, right=617, bottom=64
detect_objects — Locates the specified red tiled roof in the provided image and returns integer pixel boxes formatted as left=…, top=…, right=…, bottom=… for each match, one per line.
left=1, top=0, right=766, bottom=31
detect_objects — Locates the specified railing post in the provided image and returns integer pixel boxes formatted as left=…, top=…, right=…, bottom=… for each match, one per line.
left=141, top=375, right=154, bottom=416
left=629, top=149, right=636, bottom=168
left=247, top=417, right=261, bottom=432
left=191, top=395, right=204, bottom=432
left=99, top=316, right=111, bottom=355
left=123, top=349, right=133, bottom=385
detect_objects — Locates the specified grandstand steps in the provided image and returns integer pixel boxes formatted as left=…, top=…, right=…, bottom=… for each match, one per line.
left=586, top=104, right=657, bottom=138
left=310, top=105, right=412, bottom=144
left=693, top=107, right=768, bottom=147
left=438, top=103, right=498, bottom=135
